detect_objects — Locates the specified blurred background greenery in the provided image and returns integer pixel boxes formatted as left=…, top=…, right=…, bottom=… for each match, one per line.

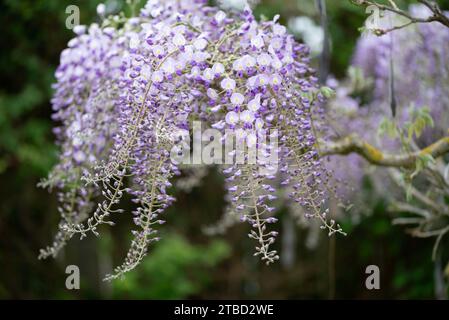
left=0, top=0, right=447, bottom=299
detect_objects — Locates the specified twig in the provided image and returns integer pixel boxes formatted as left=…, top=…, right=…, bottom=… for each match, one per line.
left=351, top=0, right=449, bottom=33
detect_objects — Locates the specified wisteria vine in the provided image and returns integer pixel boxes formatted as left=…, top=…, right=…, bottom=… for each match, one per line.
left=40, top=0, right=344, bottom=280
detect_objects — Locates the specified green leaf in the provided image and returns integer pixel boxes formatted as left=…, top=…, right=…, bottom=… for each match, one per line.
left=320, top=86, right=336, bottom=99
left=378, top=117, right=397, bottom=138
left=411, top=154, right=435, bottom=179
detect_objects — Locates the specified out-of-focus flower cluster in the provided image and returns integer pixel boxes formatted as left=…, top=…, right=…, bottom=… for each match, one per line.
left=332, top=5, right=449, bottom=147
left=288, top=16, right=324, bottom=56
left=40, top=0, right=343, bottom=280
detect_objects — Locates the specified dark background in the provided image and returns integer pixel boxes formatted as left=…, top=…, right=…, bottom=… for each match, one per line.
left=0, top=0, right=447, bottom=299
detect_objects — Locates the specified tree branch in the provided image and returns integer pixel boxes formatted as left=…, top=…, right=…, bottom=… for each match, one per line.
left=390, top=201, right=432, bottom=219
left=351, top=0, right=449, bottom=32
left=320, top=134, right=449, bottom=168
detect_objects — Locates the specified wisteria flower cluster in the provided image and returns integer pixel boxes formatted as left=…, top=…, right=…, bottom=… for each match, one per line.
left=333, top=4, right=449, bottom=147
left=40, top=0, right=344, bottom=280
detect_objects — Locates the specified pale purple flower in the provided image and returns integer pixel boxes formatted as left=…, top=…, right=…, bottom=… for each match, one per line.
left=151, top=70, right=164, bottom=83
left=271, top=56, right=283, bottom=70
left=247, top=132, right=257, bottom=147
left=214, top=10, right=226, bottom=24
left=73, top=25, right=86, bottom=35
left=73, top=150, right=86, bottom=163
left=270, top=37, right=283, bottom=50
left=203, top=68, right=214, bottom=81
left=240, top=110, right=255, bottom=123
left=97, top=3, right=106, bottom=16
left=251, top=34, right=264, bottom=49
left=254, top=118, right=264, bottom=131
left=172, top=33, right=186, bottom=46
left=270, top=74, right=282, bottom=86
left=207, top=88, right=219, bottom=100
left=247, top=94, right=261, bottom=112
left=230, top=92, right=245, bottom=105
left=212, top=62, right=225, bottom=76
left=193, top=51, right=210, bottom=63
left=161, top=57, right=176, bottom=74
left=256, top=74, right=269, bottom=87
left=212, top=120, right=226, bottom=130
left=235, top=128, right=247, bottom=141
left=247, top=76, right=258, bottom=89
left=210, top=105, right=221, bottom=112
left=220, top=77, right=236, bottom=91
left=193, top=38, right=208, bottom=50
left=257, top=53, right=272, bottom=67
left=190, top=66, right=201, bottom=77
left=242, top=55, right=256, bottom=69
left=151, top=45, right=165, bottom=58
left=226, top=111, right=239, bottom=125
left=233, top=59, right=244, bottom=72
left=273, top=24, right=286, bottom=36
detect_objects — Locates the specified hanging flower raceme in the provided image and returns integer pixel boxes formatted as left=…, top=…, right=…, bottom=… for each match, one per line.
left=40, top=0, right=344, bottom=280
left=38, top=23, right=127, bottom=259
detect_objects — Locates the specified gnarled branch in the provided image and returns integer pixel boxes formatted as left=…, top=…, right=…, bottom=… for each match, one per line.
left=321, top=134, right=449, bottom=168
